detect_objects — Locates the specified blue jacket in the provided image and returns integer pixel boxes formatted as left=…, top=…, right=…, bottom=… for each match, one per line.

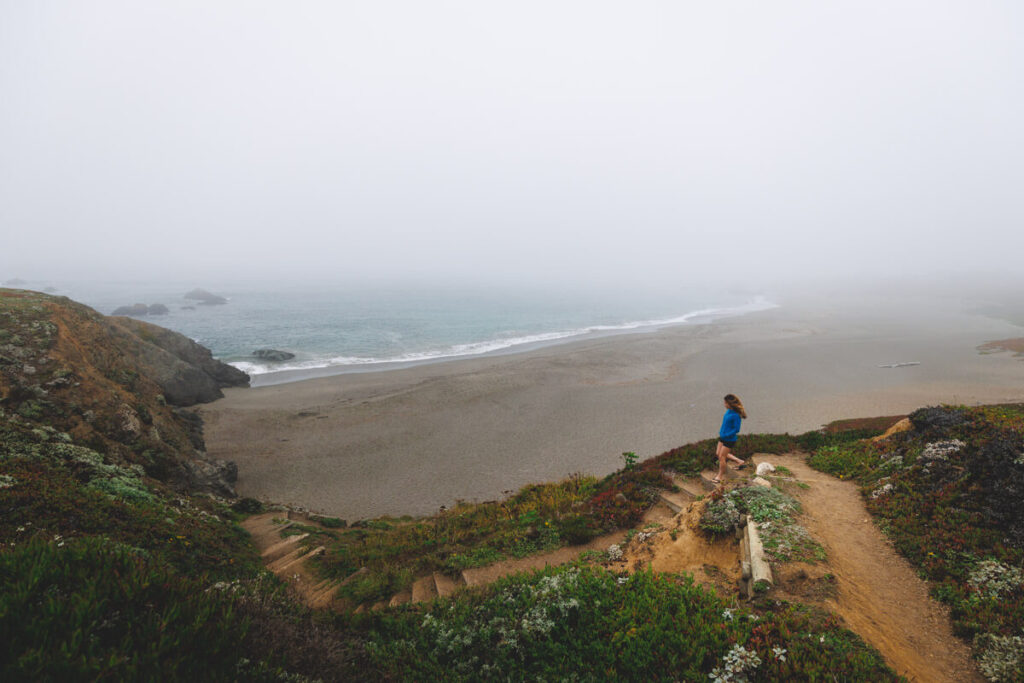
left=719, top=409, right=742, bottom=441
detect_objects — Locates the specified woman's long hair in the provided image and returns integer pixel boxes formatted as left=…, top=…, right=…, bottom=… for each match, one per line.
left=724, top=394, right=747, bottom=419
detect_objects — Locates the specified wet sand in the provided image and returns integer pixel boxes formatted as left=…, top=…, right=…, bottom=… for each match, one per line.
left=201, top=300, right=1024, bottom=520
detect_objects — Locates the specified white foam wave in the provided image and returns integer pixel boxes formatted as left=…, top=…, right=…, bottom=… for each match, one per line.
left=229, top=297, right=777, bottom=376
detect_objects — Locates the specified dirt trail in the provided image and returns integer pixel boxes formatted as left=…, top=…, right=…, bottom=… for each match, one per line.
left=770, top=453, right=981, bottom=683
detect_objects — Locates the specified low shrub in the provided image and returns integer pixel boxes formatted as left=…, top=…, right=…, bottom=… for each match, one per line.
left=0, top=537, right=248, bottom=682
left=363, top=564, right=898, bottom=681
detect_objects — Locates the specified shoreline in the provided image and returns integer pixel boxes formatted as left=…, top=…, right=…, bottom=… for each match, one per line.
left=202, top=301, right=1024, bottom=520
left=235, top=298, right=779, bottom=387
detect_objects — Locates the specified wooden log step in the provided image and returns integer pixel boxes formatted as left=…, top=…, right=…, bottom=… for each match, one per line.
left=273, top=545, right=325, bottom=574
left=341, top=566, right=369, bottom=585
left=267, top=545, right=307, bottom=573
left=432, top=571, right=463, bottom=598
left=746, top=519, right=773, bottom=594
left=388, top=590, right=412, bottom=608
left=658, top=488, right=694, bottom=513
left=411, top=575, right=438, bottom=603
left=261, top=533, right=309, bottom=562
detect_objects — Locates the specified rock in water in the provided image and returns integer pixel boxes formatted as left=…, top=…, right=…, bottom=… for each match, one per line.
left=112, top=303, right=150, bottom=316
left=184, top=288, right=228, bottom=305
left=111, top=303, right=170, bottom=317
left=253, top=349, right=295, bottom=362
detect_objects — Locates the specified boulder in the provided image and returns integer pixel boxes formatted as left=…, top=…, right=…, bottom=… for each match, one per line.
left=253, top=348, right=295, bottom=362
left=183, top=457, right=238, bottom=497
left=184, top=288, right=227, bottom=305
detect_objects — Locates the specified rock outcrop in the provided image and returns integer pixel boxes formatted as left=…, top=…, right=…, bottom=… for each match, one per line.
left=114, top=317, right=249, bottom=404
left=253, top=348, right=295, bottom=361
left=111, top=303, right=169, bottom=316
left=184, top=288, right=228, bottom=305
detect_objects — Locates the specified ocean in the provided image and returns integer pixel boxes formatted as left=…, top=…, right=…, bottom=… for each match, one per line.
left=45, top=281, right=776, bottom=385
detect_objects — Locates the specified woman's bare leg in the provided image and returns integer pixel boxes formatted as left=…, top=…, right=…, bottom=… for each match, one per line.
left=714, top=442, right=728, bottom=482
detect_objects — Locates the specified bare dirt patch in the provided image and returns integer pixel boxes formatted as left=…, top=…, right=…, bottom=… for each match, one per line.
left=608, top=499, right=741, bottom=596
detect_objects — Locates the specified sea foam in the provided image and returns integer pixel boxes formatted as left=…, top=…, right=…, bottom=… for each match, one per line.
left=230, top=297, right=777, bottom=377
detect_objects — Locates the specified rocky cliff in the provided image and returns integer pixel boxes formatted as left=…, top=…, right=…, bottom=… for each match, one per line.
left=0, top=288, right=249, bottom=495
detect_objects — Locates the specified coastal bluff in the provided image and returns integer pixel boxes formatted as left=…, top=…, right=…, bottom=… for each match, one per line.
left=0, top=288, right=248, bottom=495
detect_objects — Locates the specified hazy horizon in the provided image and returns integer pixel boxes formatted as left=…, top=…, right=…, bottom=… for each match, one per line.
left=3, top=2, right=1023, bottom=291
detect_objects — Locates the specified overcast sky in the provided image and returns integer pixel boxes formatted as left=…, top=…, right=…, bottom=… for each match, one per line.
left=1, top=2, right=1022, bottom=288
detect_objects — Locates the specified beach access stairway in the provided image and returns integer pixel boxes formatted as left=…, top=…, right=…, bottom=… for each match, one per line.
left=242, top=468, right=744, bottom=613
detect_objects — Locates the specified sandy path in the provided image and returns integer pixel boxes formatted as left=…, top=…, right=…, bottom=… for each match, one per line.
left=772, top=453, right=981, bottom=683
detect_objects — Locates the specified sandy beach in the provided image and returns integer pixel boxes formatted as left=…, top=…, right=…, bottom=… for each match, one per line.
left=201, top=298, right=1024, bottom=520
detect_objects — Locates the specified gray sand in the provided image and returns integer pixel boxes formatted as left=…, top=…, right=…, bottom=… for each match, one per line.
left=201, top=302, right=1024, bottom=520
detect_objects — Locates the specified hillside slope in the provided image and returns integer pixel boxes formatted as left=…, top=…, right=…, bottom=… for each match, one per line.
left=0, top=288, right=247, bottom=494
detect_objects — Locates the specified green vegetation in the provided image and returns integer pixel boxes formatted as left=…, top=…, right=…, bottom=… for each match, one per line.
left=806, top=404, right=1024, bottom=680
left=360, top=564, right=899, bottom=681
left=701, top=485, right=825, bottom=563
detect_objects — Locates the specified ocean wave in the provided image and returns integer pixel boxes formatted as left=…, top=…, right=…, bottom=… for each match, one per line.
left=229, top=297, right=777, bottom=376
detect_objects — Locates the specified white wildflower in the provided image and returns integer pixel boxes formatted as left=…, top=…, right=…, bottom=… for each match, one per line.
left=721, top=608, right=734, bottom=621
left=922, top=440, right=966, bottom=461
left=871, top=483, right=895, bottom=499
left=709, top=644, right=761, bottom=682
left=772, top=646, right=787, bottom=662
left=969, top=560, right=1024, bottom=599
left=607, top=544, right=623, bottom=561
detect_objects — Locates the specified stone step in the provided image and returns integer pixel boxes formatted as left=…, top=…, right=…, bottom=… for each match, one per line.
left=411, top=575, right=438, bottom=603
left=261, top=533, right=309, bottom=563
left=432, top=571, right=463, bottom=599
left=388, top=590, right=412, bottom=608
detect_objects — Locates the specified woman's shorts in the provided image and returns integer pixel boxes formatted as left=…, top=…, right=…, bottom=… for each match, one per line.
left=719, top=439, right=737, bottom=448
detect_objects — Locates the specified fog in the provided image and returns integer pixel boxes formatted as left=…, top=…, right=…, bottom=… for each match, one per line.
left=2, top=2, right=1022, bottom=291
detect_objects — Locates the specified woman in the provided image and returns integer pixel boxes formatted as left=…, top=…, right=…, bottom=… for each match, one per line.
left=712, top=394, right=747, bottom=484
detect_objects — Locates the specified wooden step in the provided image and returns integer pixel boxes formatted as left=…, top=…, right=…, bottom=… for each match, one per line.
left=672, top=477, right=704, bottom=499
left=370, top=600, right=387, bottom=611
left=461, top=570, right=483, bottom=588
left=309, top=578, right=338, bottom=603
left=388, top=590, right=412, bottom=607
left=658, top=488, right=694, bottom=514
left=341, top=566, right=369, bottom=585
left=272, top=544, right=324, bottom=573
left=261, top=532, right=309, bottom=562
left=432, top=571, right=463, bottom=598
left=267, top=545, right=307, bottom=573
left=411, top=575, right=438, bottom=603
